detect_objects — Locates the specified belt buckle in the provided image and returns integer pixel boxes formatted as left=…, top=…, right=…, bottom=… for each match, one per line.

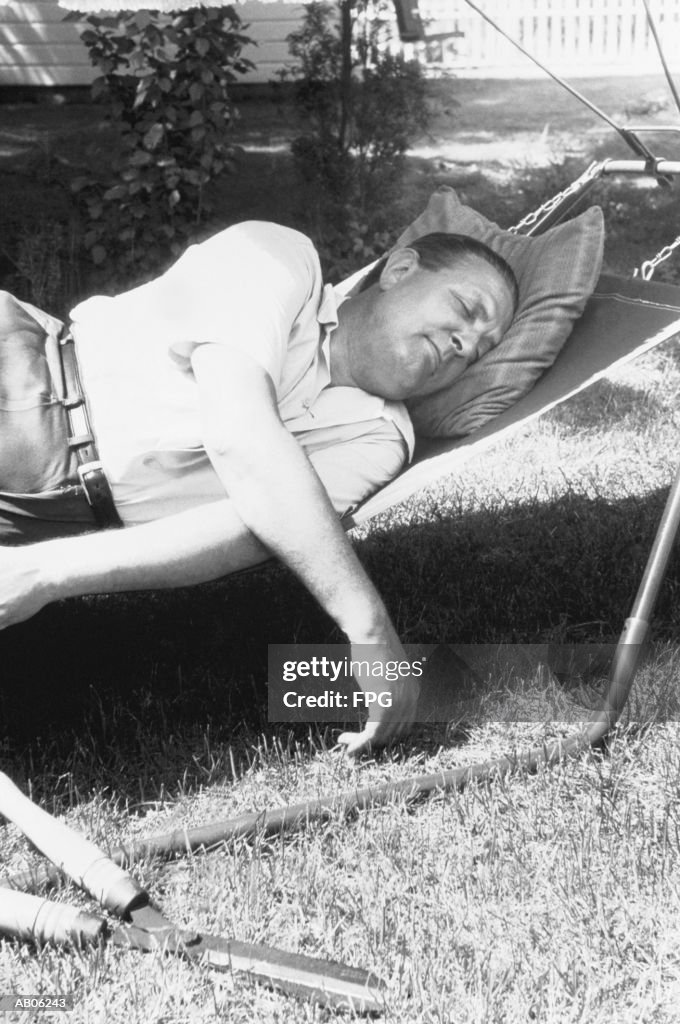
left=77, top=461, right=104, bottom=505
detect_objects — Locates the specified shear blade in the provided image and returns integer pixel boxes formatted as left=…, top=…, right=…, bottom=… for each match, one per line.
left=111, top=903, right=385, bottom=1012
left=192, top=933, right=385, bottom=1012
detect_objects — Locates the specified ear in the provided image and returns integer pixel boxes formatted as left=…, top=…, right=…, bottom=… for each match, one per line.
left=379, top=247, right=420, bottom=290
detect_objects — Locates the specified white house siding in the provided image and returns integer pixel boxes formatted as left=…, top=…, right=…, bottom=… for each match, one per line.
left=0, top=1, right=89, bottom=85
left=1, top=0, right=679, bottom=87
left=0, top=1, right=305, bottom=87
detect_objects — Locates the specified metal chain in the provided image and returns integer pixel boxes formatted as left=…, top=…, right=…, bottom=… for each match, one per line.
left=509, top=161, right=602, bottom=234
left=635, top=233, right=680, bottom=281
left=509, top=158, right=680, bottom=282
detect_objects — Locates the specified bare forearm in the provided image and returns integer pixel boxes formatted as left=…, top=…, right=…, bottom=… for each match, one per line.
left=44, top=502, right=268, bottom=598
left=213, top=447, right=421, bottom=753
left=0, top=502, right=269, bottom=630
left=207, top=430, right=391, bottom=640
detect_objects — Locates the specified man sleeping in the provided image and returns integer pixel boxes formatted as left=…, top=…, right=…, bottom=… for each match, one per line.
left=0, top=220, right=517, bottom=754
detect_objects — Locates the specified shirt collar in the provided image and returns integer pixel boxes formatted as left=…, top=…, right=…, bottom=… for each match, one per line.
left=318, top=283, right=341, bottom=365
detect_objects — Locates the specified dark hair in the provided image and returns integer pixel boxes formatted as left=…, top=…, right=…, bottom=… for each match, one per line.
left=359, top=231, right=519, bottom=309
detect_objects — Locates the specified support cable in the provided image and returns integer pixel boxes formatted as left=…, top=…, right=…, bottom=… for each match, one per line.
left=641, top=0, right=680, bottom=121
left=460, top=0, right=664, bottom=164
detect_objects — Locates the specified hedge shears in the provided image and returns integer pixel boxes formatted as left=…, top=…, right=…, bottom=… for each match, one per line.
left=0, top=772, right=384, bottom=1013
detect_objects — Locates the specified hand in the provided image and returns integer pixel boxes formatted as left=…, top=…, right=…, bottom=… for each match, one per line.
left=336, top=633, right=421, bottom=757
left=0, top=546, right=54, bottom=629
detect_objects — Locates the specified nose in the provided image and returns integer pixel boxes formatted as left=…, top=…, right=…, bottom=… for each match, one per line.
left=442, top=326, right=480, bottom=365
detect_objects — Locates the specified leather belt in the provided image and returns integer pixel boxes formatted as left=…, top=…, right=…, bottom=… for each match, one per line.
left=58, top=331, right=123, bottom=530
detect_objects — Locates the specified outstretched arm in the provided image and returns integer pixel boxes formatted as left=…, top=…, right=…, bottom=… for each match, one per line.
left=0, top=499, right=269, bottom=628
left=0, top=400, right=417, bottom=754
left=191, top=343, right=419, bottom=754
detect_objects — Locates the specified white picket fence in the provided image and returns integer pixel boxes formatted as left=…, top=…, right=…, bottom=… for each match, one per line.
left=414, top=0, right=680, bottom=73
left=1, top=0, right=679, bottom=87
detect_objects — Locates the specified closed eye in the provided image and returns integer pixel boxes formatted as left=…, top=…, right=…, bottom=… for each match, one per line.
left=454, top=296, right=473, bottom=320
left=451, top=292, right=488, bottom=323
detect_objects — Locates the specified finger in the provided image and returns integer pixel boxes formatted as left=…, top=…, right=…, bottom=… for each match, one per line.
left=336, top=720, right=385, bottom=756
left=336, top=731, right=372, bottom=757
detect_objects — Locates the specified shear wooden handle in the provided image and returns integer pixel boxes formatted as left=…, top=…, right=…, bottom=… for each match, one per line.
left=0, top=888, right=106, bottom=946
left=0, top=773, right=145, bottom=917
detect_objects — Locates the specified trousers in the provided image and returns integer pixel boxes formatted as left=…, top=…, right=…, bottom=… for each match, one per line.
left=0, top=292, right=98, bottom=544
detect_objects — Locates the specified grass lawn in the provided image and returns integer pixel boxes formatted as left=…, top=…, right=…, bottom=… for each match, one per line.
left=1, top=74, right=680, bottom=1022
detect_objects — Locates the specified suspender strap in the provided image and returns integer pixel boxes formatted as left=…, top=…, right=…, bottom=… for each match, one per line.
left=58, top=332, right=123, bottom=530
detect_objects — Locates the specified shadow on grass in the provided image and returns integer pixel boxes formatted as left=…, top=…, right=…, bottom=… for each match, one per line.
left=1, top=483, right=678, bottom=797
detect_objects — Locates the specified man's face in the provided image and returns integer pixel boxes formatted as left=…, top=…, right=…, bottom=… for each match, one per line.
left=346, top=250, right=516, bottom=401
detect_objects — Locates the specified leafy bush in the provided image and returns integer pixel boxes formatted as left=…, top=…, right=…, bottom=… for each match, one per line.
left=69, top=6, right=253, bottom=289
left=283, top=0, right=429, bottom=278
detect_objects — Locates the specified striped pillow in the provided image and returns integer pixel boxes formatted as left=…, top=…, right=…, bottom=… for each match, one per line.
left=402, top=187, right=605, bottom=438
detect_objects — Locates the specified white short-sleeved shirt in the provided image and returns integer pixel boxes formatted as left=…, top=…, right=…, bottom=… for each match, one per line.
left=70, top=222, right=414, bottom=523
